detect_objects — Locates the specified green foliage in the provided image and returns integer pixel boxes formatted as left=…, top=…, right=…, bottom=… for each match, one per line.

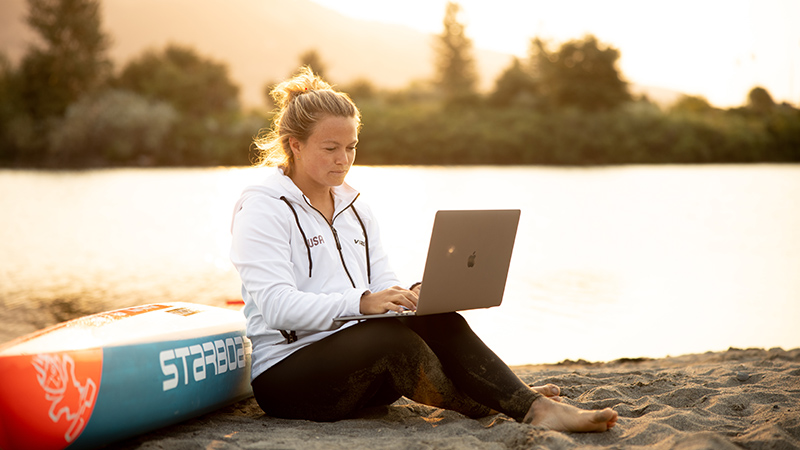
left=0, top=52, right=51, bottom=164
left=20, top=0, right=111, bottom=119
left=262, top=80, right=277, bottom=111
left=297, top=50, right=328, bottom=81
left=111, top=44, right=254, bottom=166
left=340, top=78, right=377, bottom=103
left=0, top=54, right=19, bottom=161
left=40, top=89, right=262, bottom=167
left=489, top=57, right=538, bottom=108
left=161, top=112, right=261, bottom=166
left=530, top=35, right=630, bottom=111
left=47, top=89, right=177, bottom=165
left=761, top=106, right=800, bottom=161
left=747, top=86, right=775, bottom=115
left=116, top=44, right=240, bottom=118
left=355, top=100, right=797, bottom=166
left=434, top=1, right=479, bottom=106
left=671, top=95, right=714, bottom=113
left=1, top=3, right=797, bottom=169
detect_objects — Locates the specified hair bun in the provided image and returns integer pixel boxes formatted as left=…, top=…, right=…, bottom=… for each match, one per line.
left=254, top=66, right=359, bottom=173
left=270, top=66, right=331, bottom=108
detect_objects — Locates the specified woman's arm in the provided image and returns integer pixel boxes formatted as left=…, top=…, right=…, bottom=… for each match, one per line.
left=231, top=195, right=362, bottom=331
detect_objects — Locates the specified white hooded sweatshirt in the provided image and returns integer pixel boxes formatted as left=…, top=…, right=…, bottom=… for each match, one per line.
left=230, top=168, right=402, bottom=380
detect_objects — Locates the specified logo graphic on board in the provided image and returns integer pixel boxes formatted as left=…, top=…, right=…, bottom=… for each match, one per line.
left=467, top=251, right=477, bottom=268
left=32, top=353, right=98, bottom=443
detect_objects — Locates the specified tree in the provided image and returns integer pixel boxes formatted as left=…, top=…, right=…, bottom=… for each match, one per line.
left=489, top=57, right=538, bottom=107
left=530, top=35, right=630, bottom=111
left=297, top=49, right=328, bottom=81
left=264, top=50, right=330, bottom=110
left=434, top=1, right=478, bottom=106
left=19, top=0, right=111, bottom=119
left=47, top=89, right=177, bottom=165
left=340, top=78, right=377, bottom=102
left=262, top=80, right=278, bottom=111
left=0, top=53, right=21, bottom=161
left=117, top=44, right=239, bottom=118
left=0, top=54, right=18, bottom=116
left=747, top=86, right=775, bottom=115
left=115, top=44, right=244, bottom=165
left=671, top=94, right=713, bottom=113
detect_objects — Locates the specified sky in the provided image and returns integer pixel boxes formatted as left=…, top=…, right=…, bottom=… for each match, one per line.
left=311, top=0, right=800, bottom=108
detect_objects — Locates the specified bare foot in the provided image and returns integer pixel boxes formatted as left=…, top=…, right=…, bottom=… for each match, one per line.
left=523, top=396, right=618, bottom=432
left=532, top=384, right=561, bottom=400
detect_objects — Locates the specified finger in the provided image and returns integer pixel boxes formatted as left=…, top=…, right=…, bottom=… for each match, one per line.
left=401, top=291, right=418, bottom=309
left=386, top=301, right=409, bottom=313
left=380, top=287, right=418, bottom=312
left=385, top=296, right=415, bottom=312
left=388, top=288, right=418, bottom=308
left=394, top=296, right=417, bottom=311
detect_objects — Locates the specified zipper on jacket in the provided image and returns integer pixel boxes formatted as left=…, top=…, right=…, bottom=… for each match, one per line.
left=303, top=197, right=359, bottom=289
left=331, top=226, right=342, bottom=250
left=329, top=225, right=357, bottom=288
left=277, top=194, right=369, bottom=344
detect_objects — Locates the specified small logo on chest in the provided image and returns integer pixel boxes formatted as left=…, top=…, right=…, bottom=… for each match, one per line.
left=353, top=238, right=366, bottom=247
left=307, top=235, right=325, bottom=248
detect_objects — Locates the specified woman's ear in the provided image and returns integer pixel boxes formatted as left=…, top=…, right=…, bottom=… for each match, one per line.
left=288, top=137, right=301, bottom=160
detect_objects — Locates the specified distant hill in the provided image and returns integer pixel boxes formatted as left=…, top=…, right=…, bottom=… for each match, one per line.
left=1, top=0, right=513, bottom=108
left=0, top=0, right=681, bottom=109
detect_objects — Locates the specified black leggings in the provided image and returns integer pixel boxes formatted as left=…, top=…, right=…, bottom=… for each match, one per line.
left=251, top=313, right=541, bottom=422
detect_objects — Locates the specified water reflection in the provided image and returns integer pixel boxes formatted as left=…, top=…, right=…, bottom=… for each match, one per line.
left=1, top=165, right=798, bottom=365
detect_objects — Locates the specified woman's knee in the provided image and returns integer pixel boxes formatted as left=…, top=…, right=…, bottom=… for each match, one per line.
left=345, top=319, right=428, bottom=360
left=400, top=312, right=471, bottom=338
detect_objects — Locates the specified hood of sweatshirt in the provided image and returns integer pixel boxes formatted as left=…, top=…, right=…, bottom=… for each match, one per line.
left=231, top=167, right=360, bottom=232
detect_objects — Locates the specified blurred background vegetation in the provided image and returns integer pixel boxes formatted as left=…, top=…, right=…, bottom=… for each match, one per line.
left=1, top=0, right=798, bottom=168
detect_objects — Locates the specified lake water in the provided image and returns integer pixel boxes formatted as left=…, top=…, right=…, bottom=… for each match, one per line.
left=1, top=165, right=798, bottom=365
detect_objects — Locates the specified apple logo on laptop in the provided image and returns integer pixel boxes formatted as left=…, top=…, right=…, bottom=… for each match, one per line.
left=467, top=251, right=476, bottom=268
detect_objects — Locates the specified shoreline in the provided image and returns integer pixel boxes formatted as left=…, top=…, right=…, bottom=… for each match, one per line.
left=113, top=347, right=799, bottom=449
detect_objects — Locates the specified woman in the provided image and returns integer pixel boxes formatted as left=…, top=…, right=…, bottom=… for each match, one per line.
left=230, top=67, right=617, bottom=432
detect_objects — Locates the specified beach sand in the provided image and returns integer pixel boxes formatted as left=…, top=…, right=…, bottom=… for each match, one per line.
left=111, top=347, right=799, bottom=450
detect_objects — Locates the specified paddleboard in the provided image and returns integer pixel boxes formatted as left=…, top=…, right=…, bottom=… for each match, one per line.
left=0, top=302, right=252, bottom=450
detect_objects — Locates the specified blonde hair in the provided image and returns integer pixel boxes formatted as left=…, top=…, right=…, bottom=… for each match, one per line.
left=254, top=66, right=361, bottom=175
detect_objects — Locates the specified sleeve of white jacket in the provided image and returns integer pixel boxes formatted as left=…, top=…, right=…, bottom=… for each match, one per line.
left=230, top=195, right=363, bottom=332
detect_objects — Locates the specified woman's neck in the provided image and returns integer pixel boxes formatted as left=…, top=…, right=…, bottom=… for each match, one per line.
left=290, top=174, right=335, bottom=222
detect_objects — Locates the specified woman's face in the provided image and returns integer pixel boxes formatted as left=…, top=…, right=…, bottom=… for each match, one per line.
left=290, top=115, right=358, bottom=191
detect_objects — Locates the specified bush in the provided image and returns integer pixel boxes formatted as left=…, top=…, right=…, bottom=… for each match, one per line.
left=165, top=112, right=262, bottom=166
left=48, top=89, right=177, bottom=166
left=355, top=99, right=797, bottom=166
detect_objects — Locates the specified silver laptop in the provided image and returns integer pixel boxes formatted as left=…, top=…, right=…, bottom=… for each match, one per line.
left=334, top=209, right=520, bottom=322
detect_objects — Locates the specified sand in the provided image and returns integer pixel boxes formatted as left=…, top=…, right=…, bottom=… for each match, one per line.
left=113, top=347, right=799, bottom=450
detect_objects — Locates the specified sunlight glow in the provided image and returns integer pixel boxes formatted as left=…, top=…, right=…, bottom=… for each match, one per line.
left=311, top=0, right=800, bottom=107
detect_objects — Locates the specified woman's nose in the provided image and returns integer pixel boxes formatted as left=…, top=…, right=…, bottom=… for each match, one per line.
left=335, top=149, right=349, bottom=164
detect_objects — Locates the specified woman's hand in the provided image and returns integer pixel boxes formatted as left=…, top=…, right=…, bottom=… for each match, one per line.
left=360, top=286, right=418, bottom=315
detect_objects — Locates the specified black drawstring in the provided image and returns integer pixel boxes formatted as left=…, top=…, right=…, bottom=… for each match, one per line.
left=350, top=205, right=371, bottom=284
left=279, top=196, right=308, bottom=346
left=277, top=196, right=371, bottom=344
left=280, top=196, right=312, bottom=278
left=279, top=329, right=297, bottom=344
